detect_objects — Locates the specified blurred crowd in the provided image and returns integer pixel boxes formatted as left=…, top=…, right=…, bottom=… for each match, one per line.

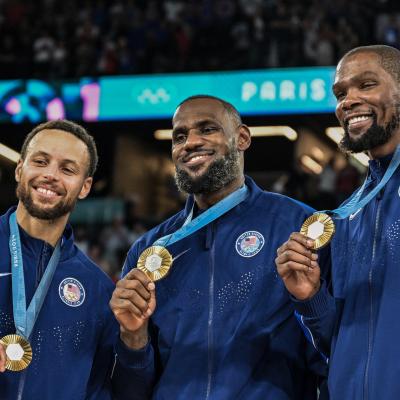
left=0, top=0, right=398, bottom=79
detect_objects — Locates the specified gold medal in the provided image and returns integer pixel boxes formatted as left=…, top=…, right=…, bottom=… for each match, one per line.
left=0, top=334, right=32, bottom=371
left=137, top=246, right=173, bottom=281
left=300, top=212, right=335, bottom=250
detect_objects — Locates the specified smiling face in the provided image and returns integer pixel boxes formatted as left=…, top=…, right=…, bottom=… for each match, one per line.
left=171, top=98, right=250, bottom=194
left=333, top=51, right=400, bottom=154
left=15, top=129, right=92, bottom=221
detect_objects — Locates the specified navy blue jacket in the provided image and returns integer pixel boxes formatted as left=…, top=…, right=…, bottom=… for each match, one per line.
left=296, top=154, right=400, bottom=399
left=0, top=208, right=118, bottom=400
left=113, top=177, right=326, bottom=400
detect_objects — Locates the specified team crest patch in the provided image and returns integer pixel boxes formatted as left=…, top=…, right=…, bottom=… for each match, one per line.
left=236, top=231, right=265, bottom=257
left=59, top=278, right=85, bottom=307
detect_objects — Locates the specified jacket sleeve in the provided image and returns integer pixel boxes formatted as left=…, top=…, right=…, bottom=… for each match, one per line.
left=86, top=288, right=120, bottom=400
left=110, top=248, right=157, bottom=400
left=111, top=337, right=156, bottom=400
left=293, top=246, right=337, bottom=359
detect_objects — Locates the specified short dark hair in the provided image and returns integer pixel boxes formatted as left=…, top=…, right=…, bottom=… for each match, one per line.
left=341, top=45, right=400, bottom=83
left=20, top=119, right=98, bottom=177
left=177, top=95, right=242, bottom=125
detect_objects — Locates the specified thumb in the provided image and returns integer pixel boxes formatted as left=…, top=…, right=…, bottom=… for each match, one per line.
left=147, top=282, right=157, bottom=314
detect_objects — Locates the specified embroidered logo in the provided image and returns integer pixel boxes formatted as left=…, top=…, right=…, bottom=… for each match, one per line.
left=59, top=278, right=85, bottom=307
left=349, top=208, right=362, bottom=221
left=236, top=231, right=265, bottom=257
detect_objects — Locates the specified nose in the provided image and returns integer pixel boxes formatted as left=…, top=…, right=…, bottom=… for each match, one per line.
left=340, top=88, right=362, bottom=111
left=183, top=129, right=203, bottom=151
left=42, top=163, right=60, bottom=181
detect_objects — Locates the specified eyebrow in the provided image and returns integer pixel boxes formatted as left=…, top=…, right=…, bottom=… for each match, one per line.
left=173, top=118, right=221, bottom=131
left=332, top=71, right=380, bottom=91
left=30, top=150, right=80, bottom=167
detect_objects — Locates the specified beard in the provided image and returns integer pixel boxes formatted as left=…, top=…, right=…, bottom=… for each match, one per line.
left=174, top=146, right=241, bottom=194
left=340, top=112, right=399, bottom=153
left=16, top=182, right=77, bottom=221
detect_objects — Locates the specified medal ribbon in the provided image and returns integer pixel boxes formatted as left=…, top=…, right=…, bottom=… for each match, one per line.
left=324, top=144, right=400, bottom=219
left=154, top=185, right=249, bottom=247
left=9, top=212, right=61, bottom=339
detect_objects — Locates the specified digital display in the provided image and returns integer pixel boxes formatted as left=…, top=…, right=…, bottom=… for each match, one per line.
left=0, top=67, right=336, bottom=123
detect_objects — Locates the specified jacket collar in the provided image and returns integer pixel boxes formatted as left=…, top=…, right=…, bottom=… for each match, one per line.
left=181, top=175, right=263, bottom=219
left=368, top=152, right=395, bottom=181
left=1, top=206, right=75, bottom=262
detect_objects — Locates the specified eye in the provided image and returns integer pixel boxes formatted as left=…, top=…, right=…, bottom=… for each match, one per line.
left=360, top=81, right=377, bottom=89
left=33, top=158, right=47, bottom=166
left=200, top=126, right=218, bottom=134
left=62, top=167, right=75, bottom=175
left=172, top=132, right=187, bottom=144
left=334, top=90, right=346, bottom=101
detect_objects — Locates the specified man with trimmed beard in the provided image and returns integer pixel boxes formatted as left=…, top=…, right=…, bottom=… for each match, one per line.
left=0, top=120, right=119, bottom=399
left=110, top=95, right=326, bottom=399
left=276, top=45, right=400, bottom=399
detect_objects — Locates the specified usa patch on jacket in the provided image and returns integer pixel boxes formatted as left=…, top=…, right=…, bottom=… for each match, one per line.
left=59, top=278, right=85, bottom=307
left=235, top=231, right=265, bottom=257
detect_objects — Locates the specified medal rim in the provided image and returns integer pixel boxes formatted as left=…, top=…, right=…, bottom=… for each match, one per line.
left=137, top=246, right=173, bottom=281
left=0, top=334, right=32, bottom=371
left=300, top=212, right=335, bottom=249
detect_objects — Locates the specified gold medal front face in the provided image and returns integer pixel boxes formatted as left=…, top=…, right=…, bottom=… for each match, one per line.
left=137, top=246, right=173, bottom=281
left=0, top=334, right=32, bottom=371
left=300, top=213, right=335, bottom=250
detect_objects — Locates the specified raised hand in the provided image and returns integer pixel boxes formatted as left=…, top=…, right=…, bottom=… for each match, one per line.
left=110, top=269, right=156, bottom=349
left=275, top=232, right=321, bottom=300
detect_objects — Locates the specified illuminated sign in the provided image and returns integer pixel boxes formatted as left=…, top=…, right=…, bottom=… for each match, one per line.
left=0, top=67, right=336, bottom=123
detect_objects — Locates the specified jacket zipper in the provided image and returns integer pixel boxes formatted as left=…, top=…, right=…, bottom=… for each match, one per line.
left=206, top=224, right=215, bottom=400
left=363, top=189, right=382, bottom=400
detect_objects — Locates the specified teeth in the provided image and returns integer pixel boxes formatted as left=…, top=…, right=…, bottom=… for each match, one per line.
left=348, top=115, right=371, bottom=125
left=37, top=187, right=57, bottom=197
left=188, top=155, right=207, bottom=162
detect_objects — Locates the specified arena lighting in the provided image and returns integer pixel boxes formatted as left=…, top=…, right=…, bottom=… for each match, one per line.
left=249, top=126, right=298, bottom=141
left=0, top=143, right=19, bottom=163
left=154, top=126, right=298, bottom=141
left=310, top=146, right=325, bottom=162
left=325, top=127, right=369, bottom=167
left=300, top=155, right=323, bottom=174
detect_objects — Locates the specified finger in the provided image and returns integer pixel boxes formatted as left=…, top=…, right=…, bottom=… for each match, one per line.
left=278, top=260, right=320, bottom=277
left=289, top=232, right=315, bottom=249
left=276, top=249, right=318, bottom=268
left=113, top=287, right=150, bottom=312
left=145, top=286, right=157, bottom=317
left=110, top=297, right=146, bottom=319
left=0, top=344, right=6, bottom=373
left=124, top=268, right=154, bottom=290
left=276, top=233, right=314, bottom=256
left=116, top=278, right=152, bottom=301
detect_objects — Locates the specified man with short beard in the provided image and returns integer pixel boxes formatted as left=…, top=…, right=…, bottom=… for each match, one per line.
left=110, top=95, right=326, bottom=399
left=0, top=120, right=119, bottom=399
left=276, top=45, right=400, bottom=399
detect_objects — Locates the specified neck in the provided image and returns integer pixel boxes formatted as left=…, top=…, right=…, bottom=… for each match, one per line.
left=368, top=131, right=400, bottom=159
left=194, top=175, right=245, bottom=209
left=15, top=203, right=68, bottom=246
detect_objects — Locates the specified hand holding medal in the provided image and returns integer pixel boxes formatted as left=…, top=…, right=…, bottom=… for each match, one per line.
left=277, top=144, right=400, bottom=300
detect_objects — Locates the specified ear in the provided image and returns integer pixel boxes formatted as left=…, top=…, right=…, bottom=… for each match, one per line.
left=78, top=177, right=93, bottom=200
left=15, top=159, right=23, bottom=183
left=237, top=125, right=251, bottom=151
